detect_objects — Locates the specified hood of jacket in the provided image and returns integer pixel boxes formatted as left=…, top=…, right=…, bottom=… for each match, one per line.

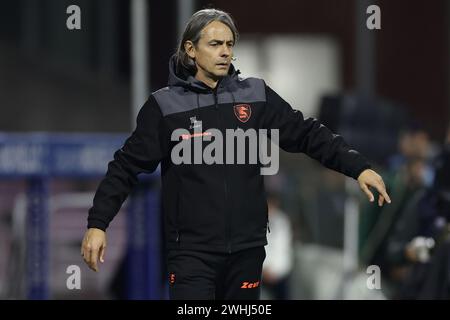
left=167, top=54, right=240, bottom=93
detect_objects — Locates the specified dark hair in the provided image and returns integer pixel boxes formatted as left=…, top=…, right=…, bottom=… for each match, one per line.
left=176, top=9, right=239, bottom=74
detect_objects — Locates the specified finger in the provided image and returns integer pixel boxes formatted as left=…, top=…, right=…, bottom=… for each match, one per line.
left=383, top=190, right=391, bottom=204
left=83, top=252, right=90, bottom=268
left=361, top=184, right=374, bottom=202
left=374, top=176, right=391, bottom=203
left=380, top=177, right=386, bottom=189
left=83, top=244, right=91, bottom=266
left=378, top=194, right=384, bottom=207
left=99, top=245, right=106, bottom=263
left=374, top=183, right=391, bottom=204
left=90, top=247, right=99, bottom=272
left=81, top=237, right=87, bottom=256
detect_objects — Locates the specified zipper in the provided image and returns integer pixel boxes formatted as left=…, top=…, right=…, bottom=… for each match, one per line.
left=214, top=89, right=232, bottom=253
left=175, top=190, right=181, bottom=244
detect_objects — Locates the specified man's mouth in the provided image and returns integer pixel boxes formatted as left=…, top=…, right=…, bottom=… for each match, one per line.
left=216, top=62, right=229, bottom=68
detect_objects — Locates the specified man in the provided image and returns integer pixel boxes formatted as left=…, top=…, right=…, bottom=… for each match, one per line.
left=81, top=9, right=391, bottom=300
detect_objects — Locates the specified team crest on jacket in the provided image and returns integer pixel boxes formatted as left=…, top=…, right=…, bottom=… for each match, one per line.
left=169, top=273, right=176, bottom=285
left=233, top=104, right=252, bottom=123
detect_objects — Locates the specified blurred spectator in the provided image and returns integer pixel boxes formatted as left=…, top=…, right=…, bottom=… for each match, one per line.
left=359, top=121, right=433, bottom=298
left=262, top=192, right=294, bottom=300
left=387, top=122, right=434, bottom=186
left=387, top=132, right=450, bottom=299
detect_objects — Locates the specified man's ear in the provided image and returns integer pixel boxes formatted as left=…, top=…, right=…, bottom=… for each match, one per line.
left=184, top=40, right=195, bottom=59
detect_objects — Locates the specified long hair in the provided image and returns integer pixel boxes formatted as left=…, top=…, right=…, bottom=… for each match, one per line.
left=176, top=9, right=239, bottom=74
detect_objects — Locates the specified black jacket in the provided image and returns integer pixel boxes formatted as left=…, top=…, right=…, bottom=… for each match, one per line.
left=87, top=55, right=371, bottom=253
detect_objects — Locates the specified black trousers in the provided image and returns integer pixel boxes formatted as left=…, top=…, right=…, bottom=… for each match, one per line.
left=166, top=246, right=266, bottom=300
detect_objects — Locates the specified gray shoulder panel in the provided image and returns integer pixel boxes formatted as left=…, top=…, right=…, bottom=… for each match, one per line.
left=224, top=77, right=266, bottom=105
left=152, top=77, right=266, bottom=117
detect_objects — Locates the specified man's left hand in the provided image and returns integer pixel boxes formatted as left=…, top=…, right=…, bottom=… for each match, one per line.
left=357, top=169, right=392, bottom=207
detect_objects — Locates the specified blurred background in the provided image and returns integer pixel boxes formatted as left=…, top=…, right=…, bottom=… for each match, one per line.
left=0, top=0, right=449, bottom=300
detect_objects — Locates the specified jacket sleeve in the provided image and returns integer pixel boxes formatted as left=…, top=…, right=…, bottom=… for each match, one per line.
left=263, top=83, right=371, bottom=179
left=87, top=95, right=165, bottom=231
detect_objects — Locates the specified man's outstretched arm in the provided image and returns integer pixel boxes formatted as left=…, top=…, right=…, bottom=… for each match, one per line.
left=263, top=83, right=391, bottom=206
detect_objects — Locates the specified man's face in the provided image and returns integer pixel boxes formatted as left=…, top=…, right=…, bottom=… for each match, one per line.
left=186, top=21, right=235, bottom=81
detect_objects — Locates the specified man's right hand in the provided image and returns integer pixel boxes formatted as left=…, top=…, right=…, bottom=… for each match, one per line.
left=81, top=228, right=107, bottom=272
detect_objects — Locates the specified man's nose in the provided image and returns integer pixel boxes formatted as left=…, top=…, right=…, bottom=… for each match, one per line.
left=220, top=45, right=231, bottom=57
